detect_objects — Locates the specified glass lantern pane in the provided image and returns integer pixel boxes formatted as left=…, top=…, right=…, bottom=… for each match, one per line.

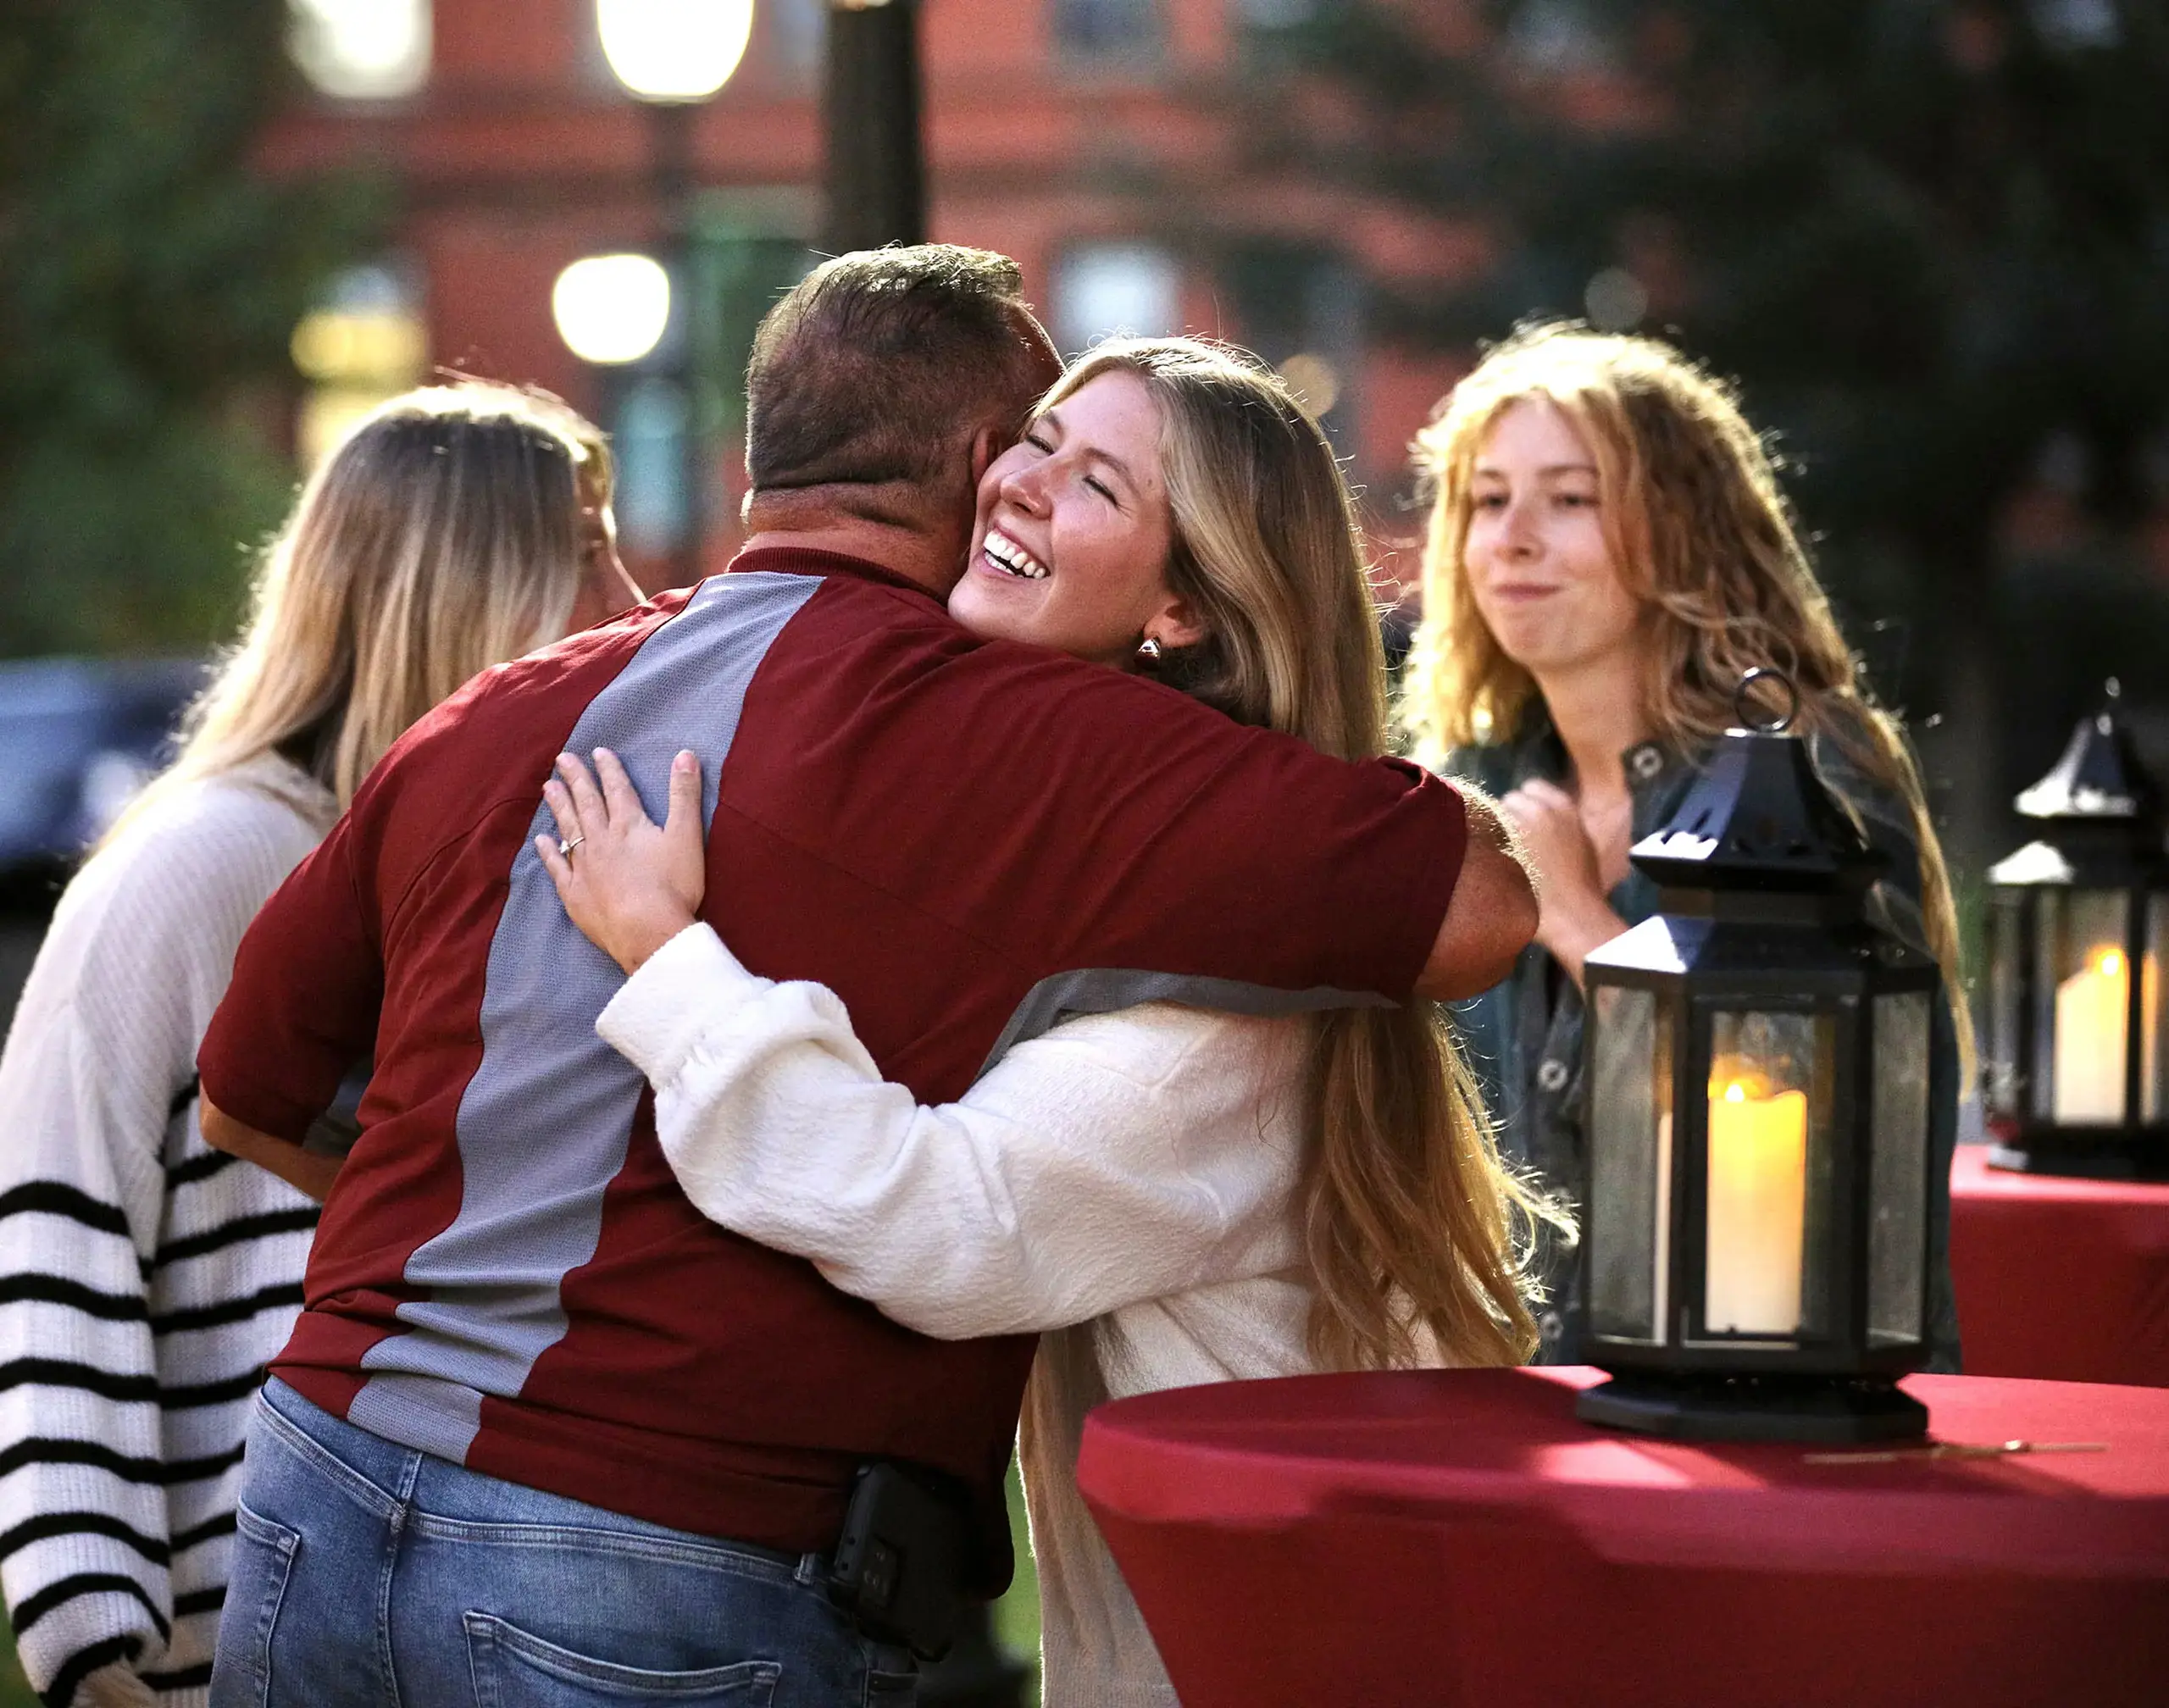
left=1704, top=1010, right=1833, bottom=1339
left=2029, top=890, right=2058, bottom=1122
left=1588, top=985, right=1669, bottom=1345
left=1987, top=896, right=2025, bottom=1117
left=2039, top=889, right=2132, bottom=1125
left=2147, top=895, right=2168, bottom=1124
left=1867, top=991, right=1931, bottom=1347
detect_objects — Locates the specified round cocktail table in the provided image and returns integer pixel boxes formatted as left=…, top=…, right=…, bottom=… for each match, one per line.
left=1078, top=1366, right=2169, bottom=1707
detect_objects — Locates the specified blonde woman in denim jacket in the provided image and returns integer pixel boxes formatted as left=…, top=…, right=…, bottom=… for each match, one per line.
left=1401, top=324, right=1966, bottom=1370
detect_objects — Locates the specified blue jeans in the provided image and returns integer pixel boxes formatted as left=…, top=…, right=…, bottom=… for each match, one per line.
left=211, top=1379, right=918, bottom=1708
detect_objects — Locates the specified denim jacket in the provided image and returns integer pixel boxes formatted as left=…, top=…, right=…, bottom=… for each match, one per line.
left=1447, top=713, right=1963, bottom=1372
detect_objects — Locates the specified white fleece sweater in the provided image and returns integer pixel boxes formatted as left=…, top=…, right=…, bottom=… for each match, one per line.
left=596, top=923, right=1451, bottom=1708
left=0, top=757, right=336, bottom=1708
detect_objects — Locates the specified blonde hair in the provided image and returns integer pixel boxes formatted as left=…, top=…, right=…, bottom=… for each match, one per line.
left=1401, top=322, right=1972, bottom=1067
left=114, top=381, right=609, bottom=838
left=1048, top=339, right=1557, bottom=1371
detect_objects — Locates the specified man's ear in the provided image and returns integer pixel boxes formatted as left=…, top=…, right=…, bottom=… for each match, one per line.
left=968, top=424, right=1007, bottom=485
left=1146, top=596, right=1209, bottom=652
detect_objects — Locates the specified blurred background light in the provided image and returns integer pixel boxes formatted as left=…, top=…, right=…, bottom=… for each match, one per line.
left=1584, top=267, right=1648, bottom=332
left=1277, top=352, right=1340, bottom=419
left=291, top=263, right=428, bottom=469
left=288, top=0, right=431, bottom=100
left=596, top=0, right=756, bottom=102
left=552, top=254, right=673, bottom=365
left=291, top=305, right=425, bottom=385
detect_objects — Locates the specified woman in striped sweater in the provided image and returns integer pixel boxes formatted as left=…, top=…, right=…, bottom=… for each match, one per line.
left=0, top=381, right=639, bottom=1708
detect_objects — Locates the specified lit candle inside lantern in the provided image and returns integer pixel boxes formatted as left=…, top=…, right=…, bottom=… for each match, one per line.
left=1704, top=1073, right=1808, bottom=1334
left=2053, top=946, right=2128, bottom=1124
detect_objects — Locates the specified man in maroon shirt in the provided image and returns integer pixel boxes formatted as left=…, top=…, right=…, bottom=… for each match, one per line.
left=198, top=247, right=1533, bottom=1707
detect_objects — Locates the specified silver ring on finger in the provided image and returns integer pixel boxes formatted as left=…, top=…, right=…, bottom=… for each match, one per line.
left=558, top=835, right=585, bottom=857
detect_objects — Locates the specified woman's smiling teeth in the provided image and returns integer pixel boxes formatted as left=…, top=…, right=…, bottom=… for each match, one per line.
left=984, top=529, right=1049, bottom=580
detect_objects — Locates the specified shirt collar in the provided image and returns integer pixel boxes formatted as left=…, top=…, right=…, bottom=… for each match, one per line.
left=724, top=544, right=949, bottom=609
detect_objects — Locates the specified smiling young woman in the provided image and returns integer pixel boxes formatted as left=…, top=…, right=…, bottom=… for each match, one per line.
left=534, top=336, right=1556, bottom=1708
left=951, top=365, right=1195, bottom=668
left=1400, top=321, right=1972, bottom=1372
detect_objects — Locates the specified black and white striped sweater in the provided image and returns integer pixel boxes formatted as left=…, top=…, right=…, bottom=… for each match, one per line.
left=0, top=757, right=335, bottom=1708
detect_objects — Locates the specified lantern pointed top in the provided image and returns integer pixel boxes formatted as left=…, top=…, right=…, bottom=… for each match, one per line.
left=1628, top=670, right=1883, bottom=893
left=2015, top=681, right=2161, bottom=823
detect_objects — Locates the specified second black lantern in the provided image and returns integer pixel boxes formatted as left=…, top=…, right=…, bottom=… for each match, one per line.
left=1983, top=685, right=2169, bottom=1179
left=1578, top=674, right=1940, bottom=1443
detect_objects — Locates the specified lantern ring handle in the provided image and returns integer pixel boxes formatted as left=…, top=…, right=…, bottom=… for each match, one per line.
left=1735, top=668, right=1799, bottom=734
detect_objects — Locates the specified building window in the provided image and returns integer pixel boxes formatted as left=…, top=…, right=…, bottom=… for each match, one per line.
left=289, top=0, right=431, bottom=101
left=1222, top=242, right=1362, bottom=442
left=612, top=378, right=692, bottom=559
left=291, top=263, right=428, bottom=469
left=1053, top=0, right=1162, bottom=63
left=1052, top=243, right=1181, bottom=358
left=2031, top=0, right=2121, bottom=52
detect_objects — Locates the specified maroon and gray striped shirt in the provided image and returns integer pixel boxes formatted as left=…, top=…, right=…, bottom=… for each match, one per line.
left=197, top=547, right=1467, bottom=1585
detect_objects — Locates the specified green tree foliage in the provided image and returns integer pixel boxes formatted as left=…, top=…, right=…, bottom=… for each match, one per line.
left=1256, top=0, right=2169, bottom=552
left=1245, top=0, right=2169, bottom=847
left=0, top=1, right=379, bottom=657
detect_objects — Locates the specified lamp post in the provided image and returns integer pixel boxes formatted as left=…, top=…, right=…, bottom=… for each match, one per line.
left=824, top=0, right=925, bottom=250
left=595, top=0, right=754, bottom=581
left=1983, top=681, right=2169, bottom=1179
left=818, top=23, right=1021, bottom=1700
left=1578, top=672, right=1940, bottom=1444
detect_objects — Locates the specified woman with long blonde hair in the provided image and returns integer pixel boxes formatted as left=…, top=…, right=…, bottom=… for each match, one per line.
left=0, top=380, right=639, bottom=1708
left=1400, top=320, right=1967, bottom=1369
left=533, top=337, right=1557, bottom=1707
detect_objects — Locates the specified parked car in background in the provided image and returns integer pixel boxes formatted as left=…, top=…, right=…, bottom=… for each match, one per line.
left=0, top=657, right=202, bottom=1022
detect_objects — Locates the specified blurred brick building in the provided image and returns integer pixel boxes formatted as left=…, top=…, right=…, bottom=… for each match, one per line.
left=256, top=0, right=1506, bottom=588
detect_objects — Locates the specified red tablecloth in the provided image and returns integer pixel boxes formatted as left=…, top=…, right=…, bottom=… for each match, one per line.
left=1078, top=1367, right=2169, bottom=1708
left=1950, top=1143, right=2169, bottom=1386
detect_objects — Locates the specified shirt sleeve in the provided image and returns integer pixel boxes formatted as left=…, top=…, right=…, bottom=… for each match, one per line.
left=197, top=808, right=384, bottom=1143
left=1020, top=699, right=1471, bottom=1005
left=596, top=923, right=1304, bottom=1339
left=838, top=640, right=1473, bottom=1010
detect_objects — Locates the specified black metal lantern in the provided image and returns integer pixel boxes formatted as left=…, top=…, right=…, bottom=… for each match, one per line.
left=1983, top=683, right=2169, bottom=1180
left=1577, top=673, right=1939, bottom=1444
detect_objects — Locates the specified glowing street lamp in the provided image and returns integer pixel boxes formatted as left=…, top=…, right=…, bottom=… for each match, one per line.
left=552, top=254, right=673, bottom=367
left=597, top=0, right=756, bottom=103
left=290, top=0, right=431, bottom=100
left=577, top=2, right=756, bottom=578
